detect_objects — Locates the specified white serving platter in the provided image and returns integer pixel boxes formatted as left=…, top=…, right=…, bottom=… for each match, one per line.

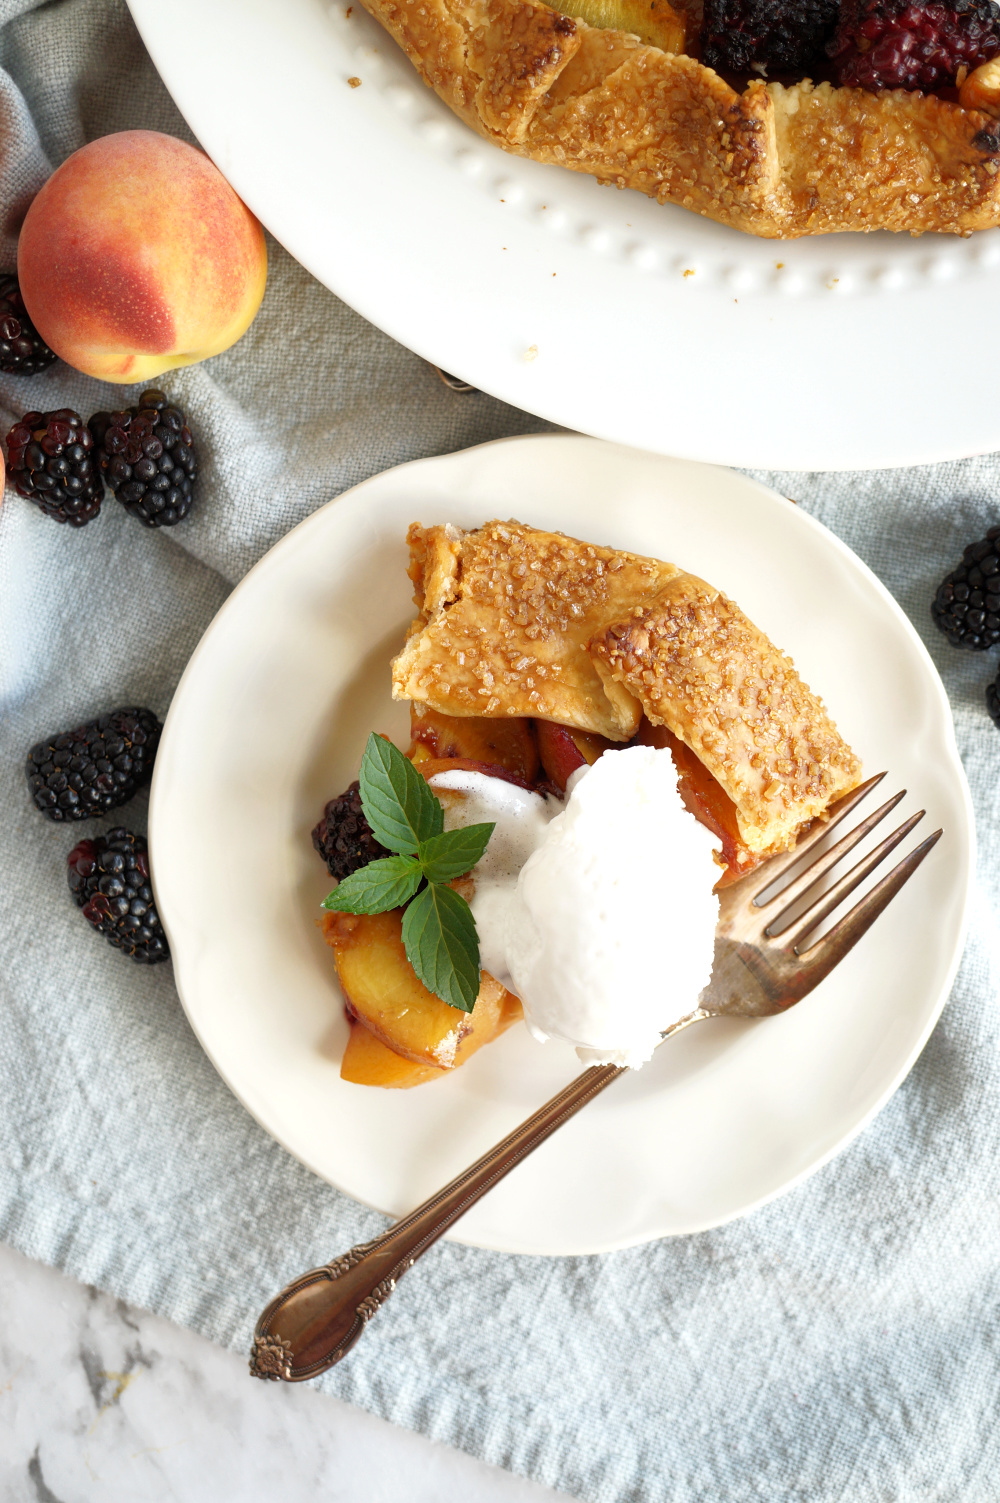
left=129, top=0, right=1000, bottom=469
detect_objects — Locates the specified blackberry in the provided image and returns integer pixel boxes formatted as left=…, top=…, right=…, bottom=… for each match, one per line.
left=988, top=666, right=1000, bottom=728
left=931, top=525, right=1000, bottom=649
left=26, top=708, right=162, bottom=822
left=68, top=829, right=169, bottom=964
left=828, top=0, right=1000, bottom=91
left=90, top=390, right=197, bottom=528
left=701, top=0, right=838, bottom=73
left=0, top=275, right=57, bottom=376
left=312, top=781, right=390, bottom=880
left=5, top=409, right=103, bottom=525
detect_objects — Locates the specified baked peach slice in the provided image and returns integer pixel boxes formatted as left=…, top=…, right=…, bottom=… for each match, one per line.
left=321, top=909, right=522, bottom=1070
left=408, top=706, right=539, bottom=783
left=535, top=719, right=615, bottom=791
left=339, top=1020, right=446, bottom=1088
left=340, top=995, right=524, bottom=1087
left=411, top=753, right=538, bottom=791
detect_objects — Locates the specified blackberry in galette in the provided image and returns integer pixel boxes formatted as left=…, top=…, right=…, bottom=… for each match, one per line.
left=90, top=390, right=197, bottom=528
left=931, top=526, right=1000, bottom=649
left=828, top=0, right=1000, bottom=92
left=26, top=708, right=162, bottom=821
left=5, top=409, right=103, bottom=525
left=68, top=829, right=169, bottom=964
left=702, top=0, right=839, bottom=75
left=312, top=781, right=391, bottom=880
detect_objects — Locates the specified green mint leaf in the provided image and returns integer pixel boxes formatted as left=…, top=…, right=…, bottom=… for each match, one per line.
left=322, top=855, right=423, bottom=915
left=418, top=823, right=495, bottom=885
left=358, top=733, right=443, bottom=855
left=401, top=882, right=481, bottom=1012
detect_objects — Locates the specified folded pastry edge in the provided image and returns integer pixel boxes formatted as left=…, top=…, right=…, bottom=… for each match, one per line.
left=588, top=572, right=864, bottom=854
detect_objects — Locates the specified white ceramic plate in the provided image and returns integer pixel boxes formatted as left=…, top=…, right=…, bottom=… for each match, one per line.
left=150, top=436, right=972, bottom=1254
left=129, top=0, right=1000, bottom=470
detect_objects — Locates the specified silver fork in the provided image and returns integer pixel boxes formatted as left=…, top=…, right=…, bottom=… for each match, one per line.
left=249, top=773, right=940, bottom=1383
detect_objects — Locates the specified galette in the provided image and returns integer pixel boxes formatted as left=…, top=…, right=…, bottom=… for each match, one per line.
left=315, top=519, right=861, bottom=1087
left=356, top=0, right=1000, bottom=234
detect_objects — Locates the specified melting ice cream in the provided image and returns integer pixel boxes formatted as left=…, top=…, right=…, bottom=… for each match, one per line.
left=431, top=744, right=719, bottom=1069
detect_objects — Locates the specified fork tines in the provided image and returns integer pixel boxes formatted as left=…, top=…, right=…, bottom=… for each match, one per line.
left=754, top=773, right=942, bottom=958
left=799, top=828, right=942, bottom=962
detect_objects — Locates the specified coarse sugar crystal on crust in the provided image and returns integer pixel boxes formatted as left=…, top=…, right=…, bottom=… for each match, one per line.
left=357, top=0, right=1000, bottom=235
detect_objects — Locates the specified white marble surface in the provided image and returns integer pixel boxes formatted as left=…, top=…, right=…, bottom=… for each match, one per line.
left=0, top=1243, right=573, bottom=1503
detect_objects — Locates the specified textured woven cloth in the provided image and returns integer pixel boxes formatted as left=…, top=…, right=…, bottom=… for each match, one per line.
left=2, top=3, right=1000, bottom=1499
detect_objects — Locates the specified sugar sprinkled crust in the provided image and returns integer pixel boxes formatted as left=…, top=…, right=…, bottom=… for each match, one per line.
left=590, top=571, right=862, bottom=852
left=356, top=0, right=1000, bottom=236
left=393, top=519, right=679, bottom=737
left=393, top=518, right=862, bottom=853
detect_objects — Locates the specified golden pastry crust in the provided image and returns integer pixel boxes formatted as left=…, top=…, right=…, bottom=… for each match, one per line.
left=392, top=519, right=862, bottom=852
left=357, top=0, right=1000, bottom=235
left=590, top=571, right=862, bottom=853
left=393, top=519, right=679, bottom=737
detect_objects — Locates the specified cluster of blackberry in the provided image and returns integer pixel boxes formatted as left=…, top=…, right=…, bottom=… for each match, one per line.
left=829, top=0, right=1000, bottom=89
left=7, top=389, right=198, bottom=530
left=931, top=526, right=1000, bottom=730
left=700, top=0, right=1000, bottom=90
left=4, top=264, right=205, bottom=967
left=0, top=274, right=56, bottom=375
left=90, top=392, right=197, bottom=528
left=702, top=0, right=838, bottom=74
left=26, top=708, right=161, bottom=823
left=0, top=274, right=199, bottom=529
left=313, top=782, right=390, bottom=880
left=5, top=409, right=102, bottom=526
left=25, top=708, right=168, bottom=962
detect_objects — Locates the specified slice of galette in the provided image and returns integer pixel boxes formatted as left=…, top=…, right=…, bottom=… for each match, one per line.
left=316, top=517, right=862, bottom=1088
left=393, top=518, right=862, bottom=878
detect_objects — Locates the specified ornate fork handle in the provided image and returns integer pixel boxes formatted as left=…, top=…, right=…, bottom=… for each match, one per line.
left=250, top=1056, right=631, bottom=1380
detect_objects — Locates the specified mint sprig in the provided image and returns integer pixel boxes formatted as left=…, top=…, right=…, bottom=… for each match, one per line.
left=359, top=731, right=442, bottom=853
left=417, top=824, right=494, bottom=884
left=326, top=854, right=423, bottom=915
left=401, top=883, right=482, bottom=1013
left=323, top=734, right=495, bottom=1013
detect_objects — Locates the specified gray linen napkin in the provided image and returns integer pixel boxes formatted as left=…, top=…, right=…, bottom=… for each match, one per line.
left=2, top=3, right=1000, bottom=1499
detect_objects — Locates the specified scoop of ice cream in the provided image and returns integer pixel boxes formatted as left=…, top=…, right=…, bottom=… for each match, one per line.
left=429, top=770, right=558, bottom=989
left=504, top=745, right=720, bottom=1068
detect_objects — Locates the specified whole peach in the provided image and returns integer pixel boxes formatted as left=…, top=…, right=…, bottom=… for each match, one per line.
left=17, top=131, right=267, bottom=383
